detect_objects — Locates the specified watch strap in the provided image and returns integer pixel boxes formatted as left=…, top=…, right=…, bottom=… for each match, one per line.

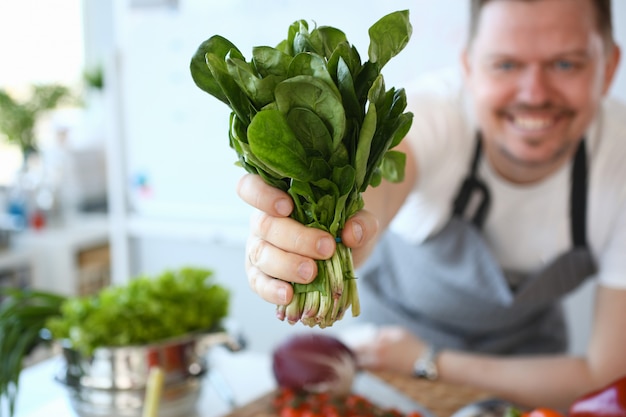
left=413, top=344, right=440, bottom=381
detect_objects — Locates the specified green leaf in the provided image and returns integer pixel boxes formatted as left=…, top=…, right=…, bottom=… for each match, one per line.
left=367, top=73, right=386, bottom=109
left=190, top=35, right=244, bottom=104
left=388, top=87, right=409, bottom=121
left=308, top=157, right=333, bottom=182
left=380, top=150, right=406, bottom=183
left=354, top=61, right=379, bottom=104
left=388, top=111, right=414, bottom=149
left=310, top=26, right=348, bottom=59
left=286, top=107, right=333, bottom=158
left=293, top=21, right=315, bottom=55
left=247, top=109, right=313, bottom=182
left=355, top=102, right=377, bottom=190
left=328, top=42, right=362, bottom=83
left=329, top=141, right=350, bottom=167
left=368, top=10, right=412, bottom=69
left=335, top=57, right=362, bottom=122
left=275, top=75, right=346, bottom=149
left=252, top=46, right=293, bottom=77
left=226, top=56, right=278, bottom=108
left=205, top=52, right=255, bottom=125
left=288, top=52, right=340, bottom=97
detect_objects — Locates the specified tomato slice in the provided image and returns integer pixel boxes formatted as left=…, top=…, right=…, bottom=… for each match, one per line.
left=527, top=408, right=566, bottom=417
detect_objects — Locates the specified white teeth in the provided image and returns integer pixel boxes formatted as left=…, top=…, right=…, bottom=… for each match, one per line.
left=513, top=116, right=553, bottom=131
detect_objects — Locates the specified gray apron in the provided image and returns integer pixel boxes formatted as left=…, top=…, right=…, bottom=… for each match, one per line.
left=357, top=137, right=597, bottom=354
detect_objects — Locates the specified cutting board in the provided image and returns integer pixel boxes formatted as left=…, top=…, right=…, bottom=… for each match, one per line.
left=223, top=371, right=492, bottom=417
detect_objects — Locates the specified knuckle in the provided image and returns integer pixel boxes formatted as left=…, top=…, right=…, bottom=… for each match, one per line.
left=254, top=211, right=275, bottom=238
left=246, top=237, right=263, bottom=266
left=291, top=229, right=309, bottom=253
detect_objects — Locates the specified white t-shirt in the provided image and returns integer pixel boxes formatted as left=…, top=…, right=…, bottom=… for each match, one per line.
left=390, top=68, right=626, bottom=289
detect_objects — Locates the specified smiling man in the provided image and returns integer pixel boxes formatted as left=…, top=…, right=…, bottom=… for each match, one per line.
left=237, top=0, right=626, bottom=409
left=465, top=0, right=619, bottom=183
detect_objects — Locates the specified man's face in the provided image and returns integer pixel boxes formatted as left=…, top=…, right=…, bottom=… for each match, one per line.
left=463, top=0, right=619, bottom=181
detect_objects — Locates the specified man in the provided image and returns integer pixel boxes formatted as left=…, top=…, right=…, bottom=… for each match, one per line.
left=238, top=0, right=625, bottom=409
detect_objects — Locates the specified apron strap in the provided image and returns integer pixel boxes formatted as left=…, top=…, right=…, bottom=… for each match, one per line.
left=452, top=134, right=491, bottom=229
left=571, top=140, right=589, bottom=248
left=453, top=134, right=589, bottom=247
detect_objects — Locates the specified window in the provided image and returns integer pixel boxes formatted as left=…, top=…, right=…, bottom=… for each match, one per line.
left=0, top=0, right=84, bottom=186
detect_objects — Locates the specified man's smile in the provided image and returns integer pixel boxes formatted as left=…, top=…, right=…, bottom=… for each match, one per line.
left=510, top=114, right=556, bottom=131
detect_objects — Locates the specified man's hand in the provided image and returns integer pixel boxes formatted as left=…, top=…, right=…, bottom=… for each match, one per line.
left=237, top=173, right=378, bottom=305
left=353, top=326, right=427, bottom=376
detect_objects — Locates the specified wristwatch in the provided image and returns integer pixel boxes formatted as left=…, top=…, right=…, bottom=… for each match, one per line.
left=413, top=344, right=440, bottom=381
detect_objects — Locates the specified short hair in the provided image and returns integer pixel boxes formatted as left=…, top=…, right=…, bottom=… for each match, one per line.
left=467, top=0, right=614, bottom=48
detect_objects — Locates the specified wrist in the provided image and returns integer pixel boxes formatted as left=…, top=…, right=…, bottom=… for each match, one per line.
left=413, top=344, right=441, bottom=381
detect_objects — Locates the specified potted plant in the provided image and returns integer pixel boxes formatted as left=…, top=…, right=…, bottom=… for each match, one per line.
left=0, top=266, right=235, bottom=417
left=0, top=84, right=73, bottom=158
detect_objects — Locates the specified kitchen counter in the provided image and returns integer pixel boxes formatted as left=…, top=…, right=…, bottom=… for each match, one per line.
left=10, top=345, right=492, bottom=417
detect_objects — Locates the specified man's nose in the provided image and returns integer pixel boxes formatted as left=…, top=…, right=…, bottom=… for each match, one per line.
left=517, top=65, right=552, bottom=105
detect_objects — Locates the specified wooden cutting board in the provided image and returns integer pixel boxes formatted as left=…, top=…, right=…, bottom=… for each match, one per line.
left=224, top=371, right=493, bottom=417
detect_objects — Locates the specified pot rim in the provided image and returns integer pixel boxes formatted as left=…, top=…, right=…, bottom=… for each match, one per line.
left=58, top=325, right=236, bottom=355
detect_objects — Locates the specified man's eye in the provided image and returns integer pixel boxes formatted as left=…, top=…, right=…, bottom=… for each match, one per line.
left=553, top=60, right=577, bottom=71
left=495, top=61, right=518, bottom=71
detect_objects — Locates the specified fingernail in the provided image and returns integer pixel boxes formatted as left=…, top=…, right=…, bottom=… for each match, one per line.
left=297, top=261, right=314, bottom=281
left=275, top=199, right=291, bottom=216
left=352, top=222, right=363, bottom=243
left=317, top=237, right=334, bottom=258
left=277, top=287, right=287, bottom=304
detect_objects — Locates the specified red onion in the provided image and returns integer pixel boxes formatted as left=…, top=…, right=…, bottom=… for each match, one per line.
left=272, top=333, right=357, bottom=397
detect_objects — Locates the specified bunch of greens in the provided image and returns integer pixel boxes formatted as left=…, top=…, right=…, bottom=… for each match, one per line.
left=0, top=288, right=65, bottom=417
left=190, top=10, right=413, bottom=328
left=46, top=267, right=229, bottom=356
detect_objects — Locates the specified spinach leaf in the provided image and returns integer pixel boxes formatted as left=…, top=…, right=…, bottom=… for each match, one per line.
left=275, top=75, right=346, bottom=149
left=368, top=9, right=412, bottom=69
left=190, top=35, right=244, bottom=104
left=247, top=109, right=312, bottom=182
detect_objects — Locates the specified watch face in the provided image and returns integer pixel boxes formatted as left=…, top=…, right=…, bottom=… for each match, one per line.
left=413, top=346, right=440, bottom=380
left=425, top=362, right=438, bottom=380
left=415, top=359, right=438, bottom=380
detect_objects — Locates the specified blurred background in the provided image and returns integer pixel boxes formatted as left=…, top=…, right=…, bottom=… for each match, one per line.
left=0, top=0, right=625, bottom=354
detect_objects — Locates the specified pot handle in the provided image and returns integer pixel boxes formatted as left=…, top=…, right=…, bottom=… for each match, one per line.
left=196, top=320, right=246, bottom=354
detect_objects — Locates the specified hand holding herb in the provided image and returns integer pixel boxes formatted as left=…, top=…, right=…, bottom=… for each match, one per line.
left=190, top=10, right=413, bottom=327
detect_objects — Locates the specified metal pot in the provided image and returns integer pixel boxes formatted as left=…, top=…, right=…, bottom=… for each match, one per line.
left=55, top=330, right=243, bottom=417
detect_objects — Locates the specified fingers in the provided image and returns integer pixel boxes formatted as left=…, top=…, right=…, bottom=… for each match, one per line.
left=237, top=174, right=293, bottom=217
left=246, top=230, right=318, bottom=284
left=340, top=209, right=379, bottom=248
left=352, top=326, right=422, bottom=375
left=251, top=210, right=336, bottom=260
left=245, top=253, right=294, bottom=305
left=245, top=210, right=336, bottom=304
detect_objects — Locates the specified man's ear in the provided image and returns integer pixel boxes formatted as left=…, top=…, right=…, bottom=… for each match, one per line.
left=461, top=48, right=472, bottom=84
left=602, top=43, right=621, bottom=95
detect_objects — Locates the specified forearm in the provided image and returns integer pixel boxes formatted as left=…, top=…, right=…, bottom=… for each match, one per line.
left=439, top=350, right=593, bottom=410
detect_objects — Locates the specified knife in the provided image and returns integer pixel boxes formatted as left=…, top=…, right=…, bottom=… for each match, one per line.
left=352, top=371, right=436, bottom=417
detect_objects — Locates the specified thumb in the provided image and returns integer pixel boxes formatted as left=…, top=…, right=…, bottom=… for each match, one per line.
left=341, top=209, right=379, bottom=249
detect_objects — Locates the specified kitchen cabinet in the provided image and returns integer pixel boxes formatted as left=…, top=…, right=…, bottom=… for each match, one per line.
left=0, top=249, right=34, bottom=294
left=8, top=214, right=110, bottom=296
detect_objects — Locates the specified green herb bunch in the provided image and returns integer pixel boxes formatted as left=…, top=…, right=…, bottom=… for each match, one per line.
left=190, top=10, right=413, bottom=327
left=46, top=267, right=229, bottom=356
left=0, top=288, right=65, bottom=417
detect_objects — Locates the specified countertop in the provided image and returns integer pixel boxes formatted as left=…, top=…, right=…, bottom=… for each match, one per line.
left=9, top=346, right=492, bottom=417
